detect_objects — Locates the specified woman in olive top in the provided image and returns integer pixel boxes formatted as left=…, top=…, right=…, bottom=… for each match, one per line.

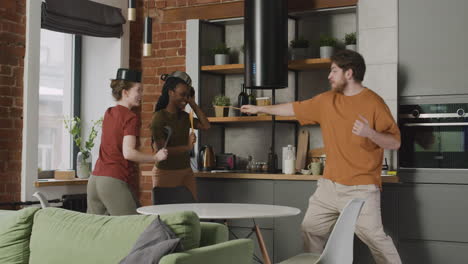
left=151, top=71, right=210, bottom=199
left=88, top=68, right=168, bottom=216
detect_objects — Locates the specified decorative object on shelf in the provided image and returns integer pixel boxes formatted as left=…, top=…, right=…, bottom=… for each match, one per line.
left=211, top=43, right=231, bottom=65
left=237, top=83, right=248, bottom=116
left=344, top=32, right=357, bottom=51
left=319, top=35, right=338, bottom=58
left=246, top=88, right=256, bottom=116
left=256, top=97, right=271, bottom=116
left=128, top=0, right=136, bottom=21
left=143, top=16, right=152, bottom=56
left=308, top=158, right=324, bottom=175
left=289, top=37, right=309, bottom=60
left=64, top=116, right=103, bottom=179
left=212, top=95, right=231, bottom=117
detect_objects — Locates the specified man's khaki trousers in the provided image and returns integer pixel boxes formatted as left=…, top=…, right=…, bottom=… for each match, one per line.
left=301, top=178, right=401, bottom=264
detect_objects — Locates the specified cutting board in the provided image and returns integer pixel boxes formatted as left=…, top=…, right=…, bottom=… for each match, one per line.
left=296, top=129, right=309, bottom=171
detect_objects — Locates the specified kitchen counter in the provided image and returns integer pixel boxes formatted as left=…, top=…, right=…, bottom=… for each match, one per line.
left=142, top=171, right=399, bottom=183
left=194, top=172, right=399, bottom=183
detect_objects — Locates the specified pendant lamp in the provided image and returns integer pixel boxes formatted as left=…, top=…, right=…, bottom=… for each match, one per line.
left=143, top=16, right=152, bottom=57
left=128, top=0, right=136, bottom=21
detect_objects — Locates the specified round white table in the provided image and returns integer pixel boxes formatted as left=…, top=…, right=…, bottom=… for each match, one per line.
left=137, top=203, right=300, bottom=219
left=137, top=203, right=300, bottom=264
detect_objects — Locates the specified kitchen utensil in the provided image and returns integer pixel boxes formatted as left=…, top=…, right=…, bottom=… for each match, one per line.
left=296, top=129, right=309, bottom=171
left=199, top=145, right=215, bottom=171
left=189, top=110, right=194, bottom=133
left=163, top=126, right=172, bottom=148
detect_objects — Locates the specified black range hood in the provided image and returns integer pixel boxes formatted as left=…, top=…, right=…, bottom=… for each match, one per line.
left=244, top=0, right=288, bottom=89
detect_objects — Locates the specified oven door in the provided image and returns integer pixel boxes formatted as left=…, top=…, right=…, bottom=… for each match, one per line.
left=400, top=122, right=468, bottom=169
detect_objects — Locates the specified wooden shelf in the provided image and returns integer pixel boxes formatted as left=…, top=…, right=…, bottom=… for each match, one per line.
left=208, top=115, right=297, bottom=123
left=35, top=178, right=88, bottom=187
left=201, top=64, right=244, bottom=74
left=288, top=58, right=332, bottom=71
left=201, top=58, right=331, bottom=74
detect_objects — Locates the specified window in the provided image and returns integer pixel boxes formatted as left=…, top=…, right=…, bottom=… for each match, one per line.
left=38, top=29, right=80, bottom=171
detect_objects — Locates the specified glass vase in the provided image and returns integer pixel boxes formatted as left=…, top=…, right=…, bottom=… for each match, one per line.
left=77, top=152, right=92, bottom=179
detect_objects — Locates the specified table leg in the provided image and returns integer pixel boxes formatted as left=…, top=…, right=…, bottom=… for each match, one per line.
left=254, top=224, right=271, bottom=264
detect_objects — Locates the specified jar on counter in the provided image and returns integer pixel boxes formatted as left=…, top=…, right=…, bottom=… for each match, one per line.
left=261, top=162, right=268, bottom=172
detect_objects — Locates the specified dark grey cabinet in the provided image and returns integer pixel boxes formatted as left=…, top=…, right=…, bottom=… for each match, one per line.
left=399, top=0, right=468, bottom=97
left=198, top=178, right=468, bottom=263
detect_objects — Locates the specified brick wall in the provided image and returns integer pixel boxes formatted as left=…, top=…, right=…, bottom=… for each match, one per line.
left=134, top=0, right=238, bottom=205
left=0, top=0, right=236, bottom=207
left=0, top=0, right=26, bottom=208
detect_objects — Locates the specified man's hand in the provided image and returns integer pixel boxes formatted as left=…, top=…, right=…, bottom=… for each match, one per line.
left=154, top=148, right=168, bottom=162
left=241, top=105, right=259, bottom=114
left=352, top=115, right=374, bottom=138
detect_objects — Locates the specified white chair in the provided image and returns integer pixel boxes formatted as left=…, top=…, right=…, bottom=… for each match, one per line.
left=32, top=191, right=50, bottom=208
left=279, top=198, right=366, bottom=264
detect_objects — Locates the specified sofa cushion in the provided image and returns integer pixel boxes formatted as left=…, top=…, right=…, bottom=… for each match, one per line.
left=119, top=216, right=180, bottom=264
left=159, top=210, right=200, bottom=251
left=29, top=208, right=200, bottom=264
left=0, top=207, right=40, bottom=264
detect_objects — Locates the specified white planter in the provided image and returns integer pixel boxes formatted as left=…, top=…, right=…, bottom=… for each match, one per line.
left=320, top=46, right=334, bottom=58
left=214, top=54, right=229, bottom=65
left=346, top=44, right=357, bottom=51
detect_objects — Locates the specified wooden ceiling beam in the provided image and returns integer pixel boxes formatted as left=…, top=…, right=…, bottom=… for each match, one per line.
left=159, top=0, right=357, bottom=23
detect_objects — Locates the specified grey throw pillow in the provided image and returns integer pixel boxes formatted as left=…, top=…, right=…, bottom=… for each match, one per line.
left=119, top=216, right=181, bottom=264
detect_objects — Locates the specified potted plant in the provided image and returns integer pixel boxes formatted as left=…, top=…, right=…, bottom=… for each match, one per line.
left=290, top=37, right=309, bottom=60
left=319, top=35, right=338, bottom=58
left=64, top=116, right=103, bottom=179
left=211, top=43, right=231, bottom=65
left=344, top=32, right=357, bottom=51
left=212, top=95, right=231, bottom=117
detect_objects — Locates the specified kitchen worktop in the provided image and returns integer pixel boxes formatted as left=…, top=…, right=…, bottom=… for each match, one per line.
left=142, top=170, right=399, bottom=183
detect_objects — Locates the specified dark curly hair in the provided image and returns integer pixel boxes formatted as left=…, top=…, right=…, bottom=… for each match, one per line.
left=154, top=77, right=188, bottom=112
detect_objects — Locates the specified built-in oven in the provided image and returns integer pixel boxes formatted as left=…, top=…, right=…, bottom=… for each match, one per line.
left=399, top=103, right=468, bottom=169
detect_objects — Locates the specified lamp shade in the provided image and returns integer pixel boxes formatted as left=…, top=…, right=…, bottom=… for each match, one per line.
left=128, top=0, right=136, bottom=21
left=244, top=0, right=288, bottom=89
left=143, top=16, right=152, bottom=56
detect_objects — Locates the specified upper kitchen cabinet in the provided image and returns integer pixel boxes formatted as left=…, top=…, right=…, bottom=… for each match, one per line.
left=399, top=0, right=468, bottom=97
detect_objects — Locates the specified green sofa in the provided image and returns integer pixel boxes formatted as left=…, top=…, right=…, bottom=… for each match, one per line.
left=0, top=207, right=253, bottom=264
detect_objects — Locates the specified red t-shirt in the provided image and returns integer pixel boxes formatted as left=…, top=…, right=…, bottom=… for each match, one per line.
left=93, top=105, right=139, bottom=184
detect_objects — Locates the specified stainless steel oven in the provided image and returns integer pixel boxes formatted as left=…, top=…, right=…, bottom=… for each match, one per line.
left=399, top=103, right=468, bottom=169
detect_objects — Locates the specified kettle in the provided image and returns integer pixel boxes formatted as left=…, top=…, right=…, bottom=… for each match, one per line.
left=199, top=145, right=215, bottom=171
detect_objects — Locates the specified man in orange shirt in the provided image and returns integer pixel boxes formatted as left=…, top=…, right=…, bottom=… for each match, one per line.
left=241, top=50, right=401, bottom=264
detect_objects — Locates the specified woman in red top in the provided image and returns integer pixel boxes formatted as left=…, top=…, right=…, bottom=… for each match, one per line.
left=88, top=68, right=168, bottom=215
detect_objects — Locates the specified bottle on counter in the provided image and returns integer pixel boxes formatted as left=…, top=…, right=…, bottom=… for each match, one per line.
left=247, top=88, right=256, bottom=116
left=237, top=84, right=249, bottom=116
left=267, top=147, right=278, bottom=173
left=283, top=144, right=296, bottom=174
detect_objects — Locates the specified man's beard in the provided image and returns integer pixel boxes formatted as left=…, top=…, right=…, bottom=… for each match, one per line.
left=331, top=80, right=346, bottom=93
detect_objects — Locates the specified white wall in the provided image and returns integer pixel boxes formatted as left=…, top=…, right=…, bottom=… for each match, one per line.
left=22, top=0, right=129, bottom=201
left=358, top=0, right=398, bottom=169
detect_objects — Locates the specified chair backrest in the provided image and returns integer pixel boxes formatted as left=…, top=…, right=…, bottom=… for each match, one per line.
left=32, top=191, right=50, bottom=208
left=152, top=186, right=195, bottom=205
left=318, top=198, right=365, bottom=264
